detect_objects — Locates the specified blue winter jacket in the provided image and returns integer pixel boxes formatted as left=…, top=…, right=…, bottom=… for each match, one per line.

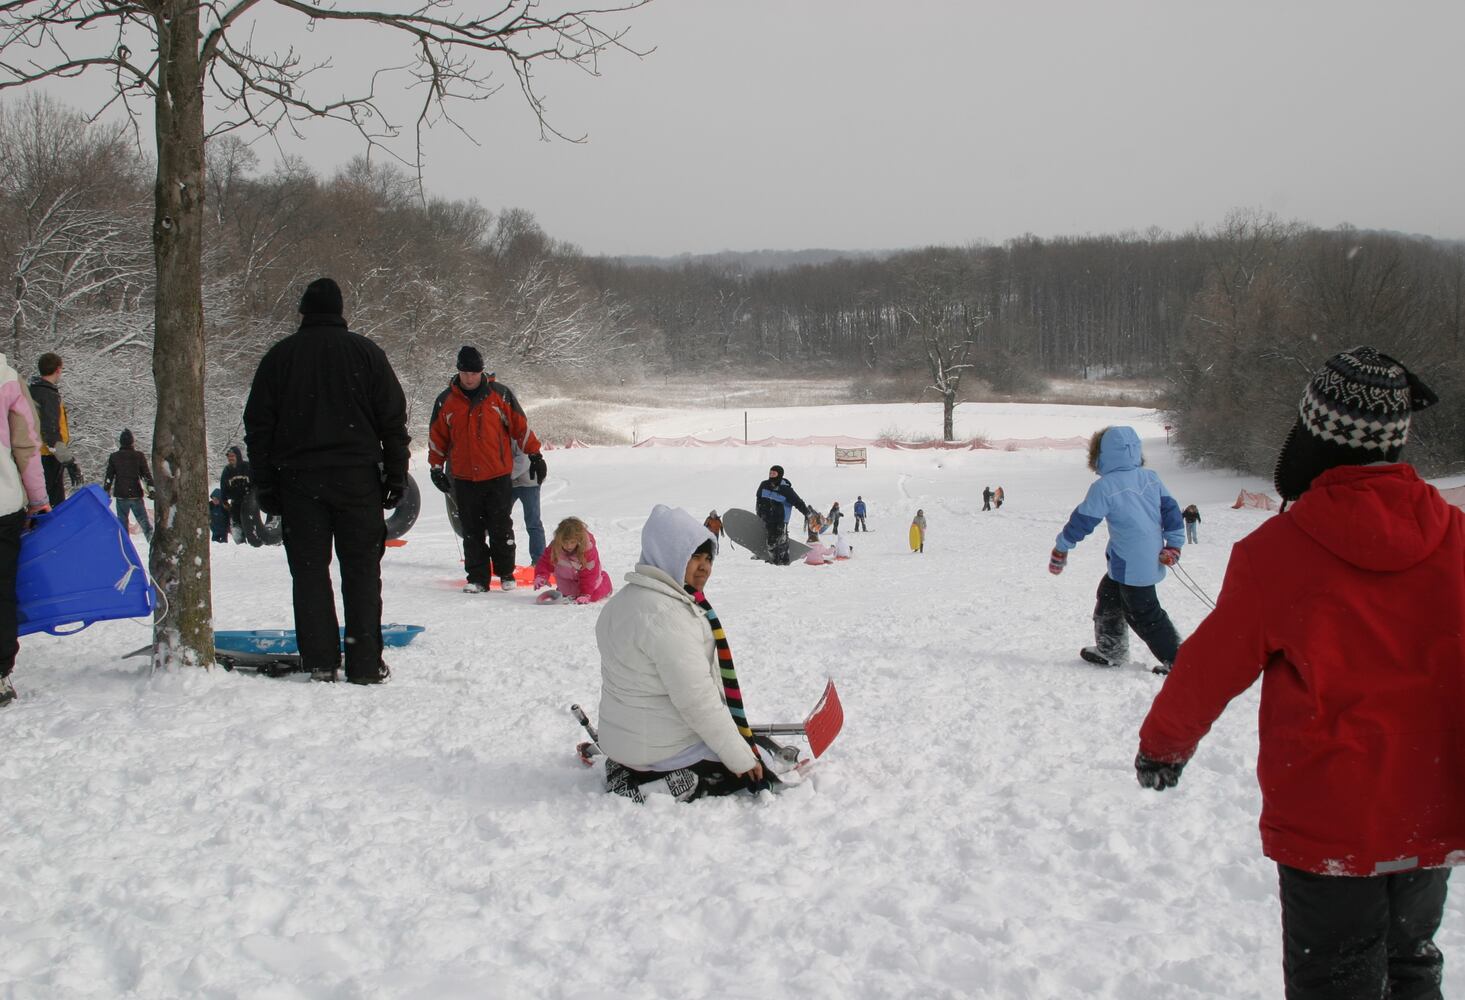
left=853, top=500, right=867, bottom=517
left=1054, top=426, right=1183, bottom=587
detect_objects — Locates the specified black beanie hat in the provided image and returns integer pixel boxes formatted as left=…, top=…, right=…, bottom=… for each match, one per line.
left=298, top=277, right=344, bottom=317
left=769, top=464, right=784, bottom=478
left=1273, top=346, right=1438, bottom=501
left=119, top=428, right=134, bottom=449
left=457, top=345, right=484, bottom=373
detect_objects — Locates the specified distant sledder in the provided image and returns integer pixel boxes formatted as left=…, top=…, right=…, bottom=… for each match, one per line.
left=1048, top=425, right=1184, bottom=674
left=755, top=464, right=811, bottom=565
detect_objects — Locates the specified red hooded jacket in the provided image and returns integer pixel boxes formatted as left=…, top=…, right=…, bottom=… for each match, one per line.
left=1139, top=464, right=1465, bottom=876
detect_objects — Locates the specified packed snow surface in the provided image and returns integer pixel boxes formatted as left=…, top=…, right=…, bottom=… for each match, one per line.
left=3, top=401, right=1460, bottom=998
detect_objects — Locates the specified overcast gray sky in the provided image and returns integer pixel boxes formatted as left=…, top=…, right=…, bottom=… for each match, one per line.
left=52, top=0, right=1465, bottom=257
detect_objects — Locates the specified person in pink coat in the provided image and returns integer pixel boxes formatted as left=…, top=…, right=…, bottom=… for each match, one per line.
left=533, top=517, right=613, bottom=604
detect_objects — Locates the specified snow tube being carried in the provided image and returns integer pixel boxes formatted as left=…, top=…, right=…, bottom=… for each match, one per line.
left=250, top=473, right=422, bottom=545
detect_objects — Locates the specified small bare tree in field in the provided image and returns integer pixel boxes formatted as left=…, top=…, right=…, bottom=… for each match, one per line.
left=897, top=248, right=984, bottom=441
left=0, top=0, right=652, bottom=670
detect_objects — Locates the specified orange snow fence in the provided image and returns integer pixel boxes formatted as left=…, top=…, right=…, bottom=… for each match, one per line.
left=1232, top=490, right=1278, bottom=511
left=631, top=434, right=1088, bottom=451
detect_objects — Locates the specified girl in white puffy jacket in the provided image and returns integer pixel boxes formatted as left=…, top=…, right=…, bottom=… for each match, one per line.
left=594, top=504, right=764, bottom=802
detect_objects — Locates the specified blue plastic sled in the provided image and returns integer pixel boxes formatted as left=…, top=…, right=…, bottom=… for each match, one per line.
left=18, top=484, right=153, bottom=636
left=213, top=623, right=425, bottom=656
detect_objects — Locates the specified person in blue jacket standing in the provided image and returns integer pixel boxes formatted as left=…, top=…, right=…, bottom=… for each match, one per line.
left=852, top=495, right=868, bottom=532
left=755, top=464, right=811, bottom=565
left=1047, top=426, right=1185, bottom=673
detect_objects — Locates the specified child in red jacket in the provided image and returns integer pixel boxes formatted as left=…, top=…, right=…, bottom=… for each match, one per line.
left=533, top=517, right=612, bottom=604
left=1135, top=347, right=1459, bottom=1000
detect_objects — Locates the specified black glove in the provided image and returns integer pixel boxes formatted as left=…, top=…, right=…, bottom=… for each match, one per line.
left=528, top=453, right=547, bottom=484
left=429, top=466, right=451, bottom=494
left=382, top=471, right=407, bottom=510
left=65, top=461, right=82, bottom=486
left=1135, top=751, right=1186, bottom=791
left=255, top=486, right=282, bottom=518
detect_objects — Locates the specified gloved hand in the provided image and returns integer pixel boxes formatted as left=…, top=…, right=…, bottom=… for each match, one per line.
left=1135, top=751, right=1186, bottom=791
left=145, top=486, right=155, bottom=501
left=429, top=466, right=451, bottom=494
left=1159, top=546, right=1181, bottom=566
left=575, top=595, right=592, bottom=605
left=528, top=453, right=547, bottom=484
left=255, top=486, right=282, bottom=517
left=1048, top=548, right=1067, bottom=575
left=65, top=461, right=82, bottom=486
left=382, top=471, right=407, bottom=510
left=533, top=577, right=548, bottom=590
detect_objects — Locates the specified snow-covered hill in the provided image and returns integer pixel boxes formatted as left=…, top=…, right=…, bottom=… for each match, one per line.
left=2, top=402, right=1458, bottom=999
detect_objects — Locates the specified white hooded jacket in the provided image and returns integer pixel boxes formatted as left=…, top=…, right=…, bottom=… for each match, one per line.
left=594, top=505, right=758, bottom=774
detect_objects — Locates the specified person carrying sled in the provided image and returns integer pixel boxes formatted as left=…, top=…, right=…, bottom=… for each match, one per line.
left=243, top=277, right=410, bottom=685
left=853, top=495, right=868, bottom=531
left=1048, top=425, right=1183, bottom=672
left=755, top=464, right=811, bottom=565
left=1134, top=347, right=1460, bottom=1000
left=595, top=504, right=764, bottom=802
left=911, top=509, right=926, bottom=553
left=29, top=352, right=80, bottom=508
left=103, top=429, right=153, bottom=542
left=982, top=486, right=993, bottom=511
left=218, top=446, right=261, bottom=546
left=533, top=516, right=612, bottom=604
left=428, top=347, right=545, bottom=593
left=1181, top=503, right=1201, bottom=544
left=0, top=353, right=51, bottom=707
left=804, top=508, right=826, bottom=544
left=827, top=500, right=843, bottom=534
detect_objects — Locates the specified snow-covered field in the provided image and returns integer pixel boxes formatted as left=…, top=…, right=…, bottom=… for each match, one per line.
left=3, top=401, right=1461, bottom=999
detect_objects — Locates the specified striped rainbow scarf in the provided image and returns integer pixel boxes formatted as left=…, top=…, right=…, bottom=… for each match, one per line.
left=686, top=586, right=754, bottom=745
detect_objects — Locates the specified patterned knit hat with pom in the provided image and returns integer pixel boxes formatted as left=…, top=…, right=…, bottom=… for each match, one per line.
left=1273, top=346, right=1438, bottom=501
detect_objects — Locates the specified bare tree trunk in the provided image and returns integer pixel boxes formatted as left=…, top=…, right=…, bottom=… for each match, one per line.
left=149, top=3, right=213, bottom=669
left=943, top=388, right=956, bottom=441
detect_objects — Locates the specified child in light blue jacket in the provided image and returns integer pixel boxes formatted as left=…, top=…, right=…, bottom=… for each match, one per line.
left=1048, top=426, right=1185, bottom=672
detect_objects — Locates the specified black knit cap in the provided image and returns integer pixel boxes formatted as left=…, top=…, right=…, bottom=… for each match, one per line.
left=457, top=345, right=484, bottom=373
left=1273, top=346, right=1438, bottom=501
left=298, top=277, right=343, bottom=316
left=769, top=464, right=784, bottom=478
left=119, top=428, right=134, bottom=449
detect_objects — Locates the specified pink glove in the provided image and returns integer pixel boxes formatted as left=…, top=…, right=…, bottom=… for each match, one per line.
left=1159, top=547, right=1181, bottom=566
left=575, top=595, right=592, bottom=605
left=534, top=577, right=548, bottom=590
left=1048, top=548, right=1067, bottom=575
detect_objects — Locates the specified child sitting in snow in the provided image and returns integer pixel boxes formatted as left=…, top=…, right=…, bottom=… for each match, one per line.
left=534, top=517, right=613, bottom=604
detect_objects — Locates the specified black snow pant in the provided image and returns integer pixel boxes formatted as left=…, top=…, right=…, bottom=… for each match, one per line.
left=982, top=498, right=991, bottom=511
left=41, top=455, right=65, bottom=508
left=1091, top=574, right=1181, bottom=668
left=763, top=518, right=790, bottom=565
left=853, top=515, right=866, bottom=532
left=1278, top=864, right=1449, bottom=1000
left=0, top=510, right=23, bottom=678
left=279, top=467, right=386, bottom=681
left=454, top=475, right=516, bottom=586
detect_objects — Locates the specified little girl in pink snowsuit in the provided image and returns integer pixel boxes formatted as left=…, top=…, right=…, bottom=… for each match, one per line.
left=533, top=517, right=613, bottom=604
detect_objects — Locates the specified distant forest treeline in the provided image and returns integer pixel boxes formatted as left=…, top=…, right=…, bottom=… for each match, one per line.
left=4, top=94, right=1463, bottom=479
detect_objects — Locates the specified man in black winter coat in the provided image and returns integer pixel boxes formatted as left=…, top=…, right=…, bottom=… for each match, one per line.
left=243, top=277, right=410, bottom=685
left=755, top=464, right=811, bottom=565
left=104, top=429, right=154, bottom=542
